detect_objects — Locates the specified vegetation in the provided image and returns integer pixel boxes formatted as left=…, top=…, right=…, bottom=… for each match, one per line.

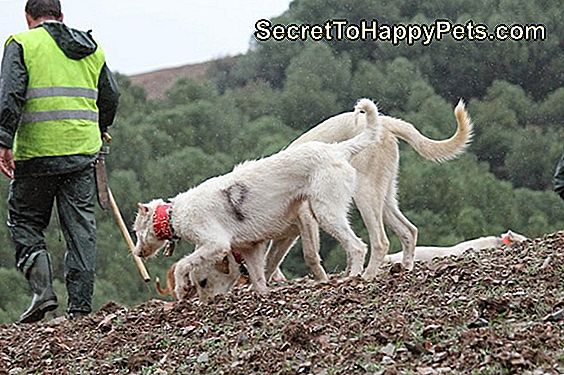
left=0, top=0, right=562, bottom=323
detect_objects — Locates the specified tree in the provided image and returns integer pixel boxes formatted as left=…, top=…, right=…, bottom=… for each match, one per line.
left=164, top=78, right=219, bottom=107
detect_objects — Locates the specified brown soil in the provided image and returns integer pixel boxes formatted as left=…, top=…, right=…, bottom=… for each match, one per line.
left=1, top=232, right=563, bottom=374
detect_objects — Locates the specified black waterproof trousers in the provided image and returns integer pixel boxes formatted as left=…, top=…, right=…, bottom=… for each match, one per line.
left=7, top=164, right=97, bottom=314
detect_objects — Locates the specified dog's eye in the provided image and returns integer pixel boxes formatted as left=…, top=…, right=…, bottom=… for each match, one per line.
left=199, top=279, right=208, bottom=288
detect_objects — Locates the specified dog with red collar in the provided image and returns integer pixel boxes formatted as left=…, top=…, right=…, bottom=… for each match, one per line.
left=133, top=98, right=381, bottom=301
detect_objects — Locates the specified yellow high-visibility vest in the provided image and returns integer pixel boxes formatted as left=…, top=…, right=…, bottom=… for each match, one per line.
left=7, top=26, right=104, bottom=160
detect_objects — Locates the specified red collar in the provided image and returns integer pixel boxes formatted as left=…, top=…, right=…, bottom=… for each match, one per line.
left=501, top=234, right=511, bottom=246
left=153, top=203, right=175, bottom=241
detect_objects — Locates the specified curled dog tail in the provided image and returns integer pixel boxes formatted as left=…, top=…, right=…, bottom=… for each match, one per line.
left=155, top=262, right=177, bottom=298
left=339, top=98, right=381, bottom=159
left=155, top=277, right=172, bottom=296
left=384, top=99, right=474, bottom=163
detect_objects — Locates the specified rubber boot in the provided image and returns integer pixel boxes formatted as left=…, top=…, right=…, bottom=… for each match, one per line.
left=19, top=252, right=58, bottom=323
left=66, top=269, right=94, bottom=317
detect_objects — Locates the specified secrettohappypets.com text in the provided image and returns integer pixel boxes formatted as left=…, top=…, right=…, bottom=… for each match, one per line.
left=254, top=19, right=547, bottom=45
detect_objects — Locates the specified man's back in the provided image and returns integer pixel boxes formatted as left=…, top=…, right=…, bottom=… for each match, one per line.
left=0, top=18, right=119, bottom=177
left=10, top=23, right=105, bottom=161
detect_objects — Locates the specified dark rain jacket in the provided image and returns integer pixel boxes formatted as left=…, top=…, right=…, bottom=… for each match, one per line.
left=0, top=22, right=120, bottom=177
left=554, top=153, right=564, bottom=200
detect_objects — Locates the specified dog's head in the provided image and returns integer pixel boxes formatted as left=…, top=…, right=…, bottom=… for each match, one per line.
left=188, top=253, right=241, bottom=302
left=133, top=199, right=168, bottom=258
left=501, top=230, right=528, bottom=246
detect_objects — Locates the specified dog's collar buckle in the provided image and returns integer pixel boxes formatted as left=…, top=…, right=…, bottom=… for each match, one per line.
left=153, top=203, right=176, bottom=241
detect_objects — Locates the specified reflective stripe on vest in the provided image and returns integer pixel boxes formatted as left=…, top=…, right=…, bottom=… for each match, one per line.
left=9, top=26, right=105, bottom=160
left=22, top=110, right=99, bottom=123
left=26, top=87, right=98, bottom=100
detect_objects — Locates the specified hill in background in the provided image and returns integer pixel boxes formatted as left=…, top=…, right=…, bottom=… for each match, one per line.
left=129, top=56, right=238, bottom=100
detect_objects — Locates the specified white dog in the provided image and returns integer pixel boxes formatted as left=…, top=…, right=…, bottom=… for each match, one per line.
left=189, top=100, right=473, bottom=300
left=190, top=230, right=529, bottom=300
left=264, top=99, right=474, bottom=281
left=133, top=99, right=381, bottom=300
left=384, top=230, right=528, bottom=264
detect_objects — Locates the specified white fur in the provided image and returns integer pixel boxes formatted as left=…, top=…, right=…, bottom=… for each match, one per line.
left=384, top=230, right=528, bottom=264
left=265, top=99, right=474, bottom=280
left=133, top=99, right=381, bottom=300
left=189, top=252, right=243, bottom=301
left=193, top=100, right=474, bottom=299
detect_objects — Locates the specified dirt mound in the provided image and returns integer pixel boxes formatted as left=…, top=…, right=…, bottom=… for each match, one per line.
left=1, top=232, right=563, bottom=374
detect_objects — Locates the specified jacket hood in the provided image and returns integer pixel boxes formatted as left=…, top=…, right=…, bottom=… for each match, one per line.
left=40, top=22, right=97, bottom=60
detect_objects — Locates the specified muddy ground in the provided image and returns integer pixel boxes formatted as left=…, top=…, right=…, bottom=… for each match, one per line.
left=1, top=232, right=563, bottom=375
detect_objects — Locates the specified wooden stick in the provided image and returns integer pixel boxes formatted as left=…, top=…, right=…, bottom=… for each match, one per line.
left=108, top=188, right=151, bottom=282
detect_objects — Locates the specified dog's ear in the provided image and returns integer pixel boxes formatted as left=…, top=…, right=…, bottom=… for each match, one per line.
left=504, top=229, right=527, bottom=243
left=137, top=203, right=149, bottom=215
left=237, top=274, right=249, bottom=286
left=214, top=256, right=231, bottom=274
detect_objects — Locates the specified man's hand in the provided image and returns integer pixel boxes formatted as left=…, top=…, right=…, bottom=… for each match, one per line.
left=0, top=146, right=15, bottom=179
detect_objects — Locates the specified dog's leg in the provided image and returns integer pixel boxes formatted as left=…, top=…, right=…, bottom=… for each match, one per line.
left=265, top=235, right=298, bottom=282
left=297, top=202, right=328, bottom=281
left=309, top=168, right=367, bottom=277
left=383, top=198, right=418, bottom=271
left=240, top=242, right=269, bottom=295
left=174, top=242, right=230, bottom=300
left=354, top=182, right=390, bottom=280
left=358, top=207, right=389, bottom=279
left=309, top=200, right=367, bottom=277
left=265, top=224, right=300, bottom=282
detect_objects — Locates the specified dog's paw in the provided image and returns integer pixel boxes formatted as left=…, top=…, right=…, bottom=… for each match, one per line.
left=402, top=260, right=415, bottom=272
left=348, top=265, right=364, bottom=278
left=255, top=285, right=270, bottom=296
left=361, top=266, right=386, bottom=281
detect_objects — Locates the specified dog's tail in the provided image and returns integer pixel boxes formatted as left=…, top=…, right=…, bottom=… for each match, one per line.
left=384, top=99, right=473, bottom=163
left=155, top=277, right=172, bottom=296
left=155, top=262, right=177, bottom=298
left=338, top=98, right=380, bottom=159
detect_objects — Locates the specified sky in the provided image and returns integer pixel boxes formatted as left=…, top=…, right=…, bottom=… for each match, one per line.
left=0, top=0, right=292, bottom=75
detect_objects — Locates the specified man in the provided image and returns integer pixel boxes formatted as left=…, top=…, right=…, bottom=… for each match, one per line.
left=0, top=0, right=119, bottom=323
left=555, top=153, right=564, bottom=200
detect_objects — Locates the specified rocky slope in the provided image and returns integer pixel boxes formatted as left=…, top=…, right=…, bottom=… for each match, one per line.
left=1, top=232, right=563, bottom=374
